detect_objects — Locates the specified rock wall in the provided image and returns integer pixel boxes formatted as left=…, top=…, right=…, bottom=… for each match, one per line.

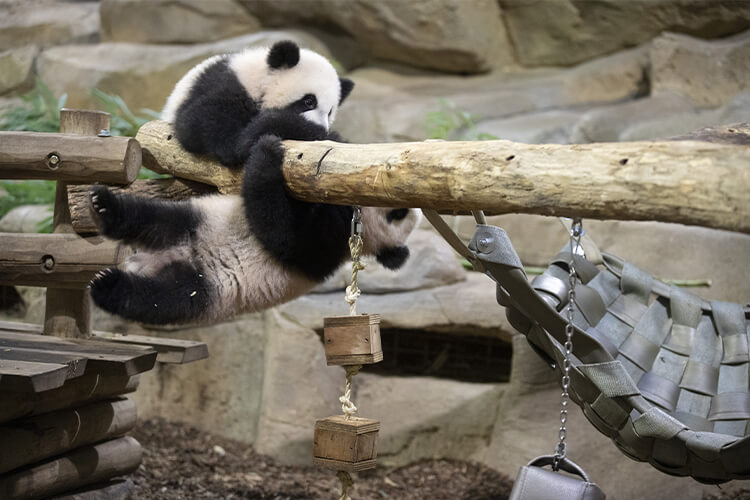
left=2, top=2, right=750, bottom=499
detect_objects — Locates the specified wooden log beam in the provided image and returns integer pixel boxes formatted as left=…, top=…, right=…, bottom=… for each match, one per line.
left=0, top=372, right=139, bottom=424
left=0, top=132, right=140, bottom=184
left=67, top=178, right=218, bottom=234
left=0, top=436, right=142, bottom=500
left=136, top=120, right=750, bottom=234
left=0, top=398, right=137, bottom=474
left=0, top=233, right=127, bottom=288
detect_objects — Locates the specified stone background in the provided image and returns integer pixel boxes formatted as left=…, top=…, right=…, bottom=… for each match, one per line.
left=1, top=1, right=750, bottom=499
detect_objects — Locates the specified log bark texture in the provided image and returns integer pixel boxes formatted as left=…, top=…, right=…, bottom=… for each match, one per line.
left=0, top=132, right=140, bottom=184
left=136, top=120, right=750, bottom=234
left=0, top=398, right=137, bottom=474
left=67, top=178, right=217, bottom=234
left=0, top=233, right=127, bottom=288
left=136, top=120, right=240, bottom=192
left=0, top=436, right=142, bottom=500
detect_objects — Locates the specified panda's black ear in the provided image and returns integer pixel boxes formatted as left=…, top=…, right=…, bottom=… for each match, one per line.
left=339, top=78, right=354, bottom=105
left=268, top=40, right=300, bottom=69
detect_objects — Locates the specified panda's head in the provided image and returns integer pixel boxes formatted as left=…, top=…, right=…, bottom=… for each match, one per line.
left=234, top=40, right=353, bottom=131
left=361, top=207, right=422, bottom=270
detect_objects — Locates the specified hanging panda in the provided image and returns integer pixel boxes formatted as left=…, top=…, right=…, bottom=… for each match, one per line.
left=88, top=40, right=419, bottom=325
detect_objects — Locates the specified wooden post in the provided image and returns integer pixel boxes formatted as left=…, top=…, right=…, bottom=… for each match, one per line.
left=44, top=110, right=111, bottom=338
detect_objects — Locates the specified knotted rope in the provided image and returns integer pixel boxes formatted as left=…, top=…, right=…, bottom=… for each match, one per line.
left=339, top=364, right=362, bottom=419
left=344, top=233, right=365, bottom=316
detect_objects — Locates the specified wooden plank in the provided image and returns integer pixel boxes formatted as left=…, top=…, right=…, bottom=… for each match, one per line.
left=0, top=359, right=69, bottom=392
left=0, top=233, right=126, bottom=288
left=0, top=321, right=207, bottom=365
left=0, top=331, right=157, bottom=377
left=68, top=178, right=218, bottom=234
left=0, top=398, right=137, bottom=474
left=0, top=436, right=142, bottom=500
left=0, top=346, right=87, bottom=379
left=91, top=332, right=209, bottom=364
left=0, top=373, right=139, bottom=424
left=51, top=479, right=134, bottom=500
left=0, top=132, right=140, bottom=184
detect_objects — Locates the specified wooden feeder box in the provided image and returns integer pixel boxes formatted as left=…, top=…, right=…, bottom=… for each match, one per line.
left=323, top=314, right=382, bottom=366
left=312, top=415, right=380, bottom=472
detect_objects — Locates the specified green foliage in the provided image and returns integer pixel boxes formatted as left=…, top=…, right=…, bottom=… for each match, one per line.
left=424, top=99, right=498, bottom=141
left=0, top=78, right=67, bottom=133
left=91, top=89, right=161, bottom=137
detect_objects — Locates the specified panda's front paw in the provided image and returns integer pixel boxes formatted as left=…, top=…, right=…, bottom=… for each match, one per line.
left=89, top=185, right=122, bottom=238
left=247, top=134, right=285, bottom=180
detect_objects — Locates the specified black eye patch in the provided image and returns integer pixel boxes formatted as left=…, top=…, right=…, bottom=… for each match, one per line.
left=386, top=208, right=409, bottom=223
left=285, top=93, right=317, bottom=114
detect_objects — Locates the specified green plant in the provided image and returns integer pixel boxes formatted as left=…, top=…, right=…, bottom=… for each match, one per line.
left=424, top=99, right=498, bottom=141
left=0, top=78, right=67, bottom=133
left=91, top=89, right=161, bottom=137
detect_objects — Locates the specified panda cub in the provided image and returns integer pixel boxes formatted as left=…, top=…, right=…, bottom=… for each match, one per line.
left=89, top=41, right=419, bottom=325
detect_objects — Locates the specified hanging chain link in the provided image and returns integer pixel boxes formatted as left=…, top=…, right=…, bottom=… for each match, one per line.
left=554, top=218, right=584, bottom=470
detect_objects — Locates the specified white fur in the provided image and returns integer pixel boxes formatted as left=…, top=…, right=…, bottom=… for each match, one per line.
left=361, top=207, right=421, bottom=257
left=162, top=46, right=343, bottom=130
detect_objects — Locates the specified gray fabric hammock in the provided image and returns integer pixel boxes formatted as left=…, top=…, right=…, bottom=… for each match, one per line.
left=424, top=210, right=750, bottom=484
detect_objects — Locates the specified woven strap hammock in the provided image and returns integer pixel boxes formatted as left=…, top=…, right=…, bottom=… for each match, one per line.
left=424, top=210, right=750, bottom=484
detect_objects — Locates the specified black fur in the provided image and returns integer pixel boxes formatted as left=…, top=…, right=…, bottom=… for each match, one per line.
left=89, top=185, right=202, bottom=250
left=267, top=40, right=300, bottom=69
left=386, top=208, right=409, bottom=223
left=242, top=135, right=353, bottom=282
left=340, top=78, right=354, bottom=104
left=376, top=246, right=410, bottom=270
left=173, top=57, right=261, bottom=168
left=235, top=108, right=328, bottom=159
left=90, top=262, right=210, bottom=325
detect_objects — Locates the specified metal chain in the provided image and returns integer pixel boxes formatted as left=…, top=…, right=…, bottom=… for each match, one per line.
left=554, top=218, right=583, bottom=470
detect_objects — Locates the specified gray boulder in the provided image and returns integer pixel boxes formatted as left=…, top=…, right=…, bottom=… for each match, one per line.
left=569, top=92, right=697, bottom=143
left=0, top=45, right=38, bottom=95
left=0, top=204, right=52, bottom=233
left=0, top=1, right=99, bottom=51
left=239, top=0, right=515, bottom=74
left=336, top=47, right=648, bottom=143
left=100, top=0, right=261, bottom=44
left=651, top=30, right=750, bottom=107
left=36, top=31, right=333, bottom=111
left=500, top=0, right=750, bottom=67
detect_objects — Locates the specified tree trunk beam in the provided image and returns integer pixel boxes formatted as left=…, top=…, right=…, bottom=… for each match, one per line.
left=136, top=120, right=750, bottom=233
left=0, top=132, right=140, bottom=184
left=67, top=178, right=218, bottom=234
left=0, top=234, right=127, bottom=288
left=136, top=120, right=241, bottom=192
left=0, top=436, right=142, bottom=500
left=0, top=398, right=137, bottom=474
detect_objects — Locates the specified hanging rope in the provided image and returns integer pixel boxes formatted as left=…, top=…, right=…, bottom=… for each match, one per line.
left=337, top=470, right=354, bottom=500
left=344, top=233, right=365, bottom=316
left=339, top=364, right=362, bottom=419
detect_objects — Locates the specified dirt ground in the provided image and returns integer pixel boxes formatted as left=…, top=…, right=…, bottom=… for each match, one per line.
left=130, top=418, right=750, bottom=500
left=130, top=417, right=513, bottom=499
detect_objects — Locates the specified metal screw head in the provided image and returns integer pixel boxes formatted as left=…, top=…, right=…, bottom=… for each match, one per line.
left=477, top=236, right=493, bottom=252
left=41, top=255, right=55, bottom=272
left=47, top=154, right=60, bottom=168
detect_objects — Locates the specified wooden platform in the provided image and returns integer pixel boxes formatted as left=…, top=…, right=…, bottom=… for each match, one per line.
left=0, top=320, right=208, bottom=394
